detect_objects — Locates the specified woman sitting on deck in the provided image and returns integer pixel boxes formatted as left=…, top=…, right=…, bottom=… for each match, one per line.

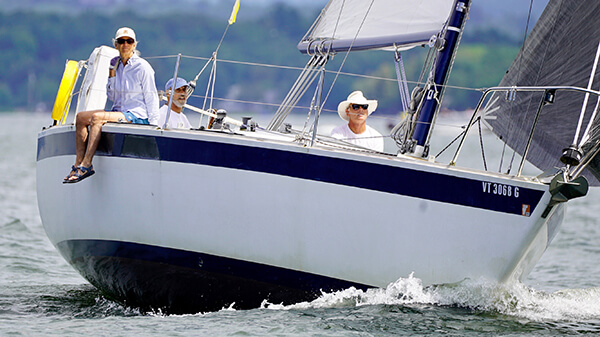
left=64, top=27, right=160, bottom=183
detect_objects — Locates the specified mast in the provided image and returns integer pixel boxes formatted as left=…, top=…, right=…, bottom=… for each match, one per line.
left=410, top=0, right=471, bottom=157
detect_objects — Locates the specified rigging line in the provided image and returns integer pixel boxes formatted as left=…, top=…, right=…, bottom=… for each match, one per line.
left=299, top=2, right=327, bottom=43
left=188, top=93, right=336, bottom=112
left=279, top=58, right=318, bottom=107
left=576, top=39, right=600, bottom=146
left=571, top=139, right=600, bottom=178
left=214, top=23, right=231, bottom=60
left=166, top=53, right=484, bottom=93
left=268, top=55, right=325, bottom=130
left=281, top=0, right=345, bottom=134
left=190, top=57, right=214, bottom=86
left=478, top=118, right=487, bottom=171
left=319, top=0, right=376, bottom=118
left=580, top=88, right=600, bottom=146
left=182, top=55, right=309, bottom=71
left=435, top=116, right=481, bottom=158
left=498, top=143, right=506, bottom=173
left=284, top=57, right=326, bottom=113
left=504, top=0, right=535, bottom=173
left=394, top=50, right=411, bottom=113
left=506, top=148, right=516, bottom=175
left=201, top=60, right=217, bottom=111
left=209, top=56, right=218, bottom=111
left=186, top=18, right=231, bottom=97
left=330, top=0, right=344, bottom=48
left=144, top=55, right=181, bottom=60
left=278, top=56, right=322, bottom=115
left=417, top=48, right=433, bottom=86
left=515, top=0, right=534, bottom=86
left=303, top=68, right=325, bottom=135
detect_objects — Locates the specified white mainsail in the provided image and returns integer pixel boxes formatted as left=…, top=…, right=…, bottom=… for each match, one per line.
left=298, top=0, right=456, bottom=53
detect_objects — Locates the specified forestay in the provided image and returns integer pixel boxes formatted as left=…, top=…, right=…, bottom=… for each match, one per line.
left=483, top=0, right=600, bottom=185
left=297, top=0, right=455, bottom=53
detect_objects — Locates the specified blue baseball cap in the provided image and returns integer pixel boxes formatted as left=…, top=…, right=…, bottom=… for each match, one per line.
left=165, top=77, right=188, bottom=91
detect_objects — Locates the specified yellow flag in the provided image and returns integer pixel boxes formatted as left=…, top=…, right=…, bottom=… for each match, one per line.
left=228, top=0, right=240, bottom=25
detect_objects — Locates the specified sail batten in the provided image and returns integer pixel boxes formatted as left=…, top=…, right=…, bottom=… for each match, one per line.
left=298, top=0, right=455, bottom=53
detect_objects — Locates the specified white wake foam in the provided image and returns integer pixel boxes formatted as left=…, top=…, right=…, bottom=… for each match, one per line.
left=263, top=273, right=600, bottom=322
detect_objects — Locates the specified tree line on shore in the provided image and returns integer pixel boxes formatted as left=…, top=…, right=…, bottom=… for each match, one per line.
left=1, top=4, right=521, bottom=114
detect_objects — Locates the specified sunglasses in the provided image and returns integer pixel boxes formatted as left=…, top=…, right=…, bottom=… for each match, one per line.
left=351, top=104, right=369, bottom=110
left=117, top=38, right=135, bottom=45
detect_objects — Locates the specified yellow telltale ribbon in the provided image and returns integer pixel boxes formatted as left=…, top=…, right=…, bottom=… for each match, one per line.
left=228, top=0, right=240, bottom=25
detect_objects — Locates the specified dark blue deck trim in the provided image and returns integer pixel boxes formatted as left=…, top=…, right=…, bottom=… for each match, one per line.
left=56, top=239, right=370, bottom=313
left=38, top=129, right=545, bottom=215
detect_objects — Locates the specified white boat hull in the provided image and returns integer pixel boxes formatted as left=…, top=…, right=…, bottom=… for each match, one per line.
left=37, top=124, right=564, bottom=313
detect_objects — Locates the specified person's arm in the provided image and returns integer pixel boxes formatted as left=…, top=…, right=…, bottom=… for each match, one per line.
left=106, top=57, right=119, bottom=102
left=140, top=64, right=160, bottom=125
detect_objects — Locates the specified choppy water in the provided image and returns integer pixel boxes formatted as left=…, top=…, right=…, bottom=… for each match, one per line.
left=2, top=112, right=600, bottom=336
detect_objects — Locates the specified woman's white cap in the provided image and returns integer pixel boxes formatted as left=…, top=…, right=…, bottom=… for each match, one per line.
left=115, top=27, right=136, bottom=41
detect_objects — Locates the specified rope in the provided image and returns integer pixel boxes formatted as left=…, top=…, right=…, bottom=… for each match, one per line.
left=394, top=50, right=411, bottom=113
left=267, top=55, right=328, bottom=131
left=317, top=0, right=377, bottom=124
left=302, top=67, right=325, bottom=136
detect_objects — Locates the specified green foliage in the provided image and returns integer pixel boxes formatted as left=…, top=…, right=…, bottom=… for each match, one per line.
left=446, top=45, right=519, bottom=110
left=0, top=6, right=522, bottom=113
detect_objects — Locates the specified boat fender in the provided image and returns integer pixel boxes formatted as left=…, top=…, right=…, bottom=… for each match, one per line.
left=51, top=60, right=80, bottom=125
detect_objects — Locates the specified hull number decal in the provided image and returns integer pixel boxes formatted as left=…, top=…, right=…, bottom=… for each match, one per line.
left=482, top=182, right=520, bottom=198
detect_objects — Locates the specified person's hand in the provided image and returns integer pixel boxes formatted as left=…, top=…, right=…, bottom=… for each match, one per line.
left=109, top=56, right=120, bottom=78
left=109, top=56, right=120, bottom=70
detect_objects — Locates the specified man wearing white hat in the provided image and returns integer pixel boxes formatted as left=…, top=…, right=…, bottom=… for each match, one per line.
left=330, top=91, right=384, bottom=152
left=157, top=77, right=192, bottom=129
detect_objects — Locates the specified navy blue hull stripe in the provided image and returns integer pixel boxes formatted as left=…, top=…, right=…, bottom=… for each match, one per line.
left=56, top=239, right=370, bottom=313
left=38, top=130, right=544, bottom=215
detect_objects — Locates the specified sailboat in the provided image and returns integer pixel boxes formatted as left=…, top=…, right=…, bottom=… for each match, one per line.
left=36, top=0, right=600, bottom=314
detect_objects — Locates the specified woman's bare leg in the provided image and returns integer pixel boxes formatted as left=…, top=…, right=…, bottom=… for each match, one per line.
left=66, top=110, right=125, bottom=181
left=79, top=111, right=126, bottom=168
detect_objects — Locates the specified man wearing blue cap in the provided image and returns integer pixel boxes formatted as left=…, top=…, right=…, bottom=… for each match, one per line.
left=157, top=77, right=192, bottom=129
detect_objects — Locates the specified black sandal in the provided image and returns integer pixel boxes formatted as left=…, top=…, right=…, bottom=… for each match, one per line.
left=64, top=165, right=95, bottom=184
left=63, top=165, right=78, bottom=183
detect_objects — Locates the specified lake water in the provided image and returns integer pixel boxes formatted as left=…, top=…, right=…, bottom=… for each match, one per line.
left=2, top=112, right=600, bottom=336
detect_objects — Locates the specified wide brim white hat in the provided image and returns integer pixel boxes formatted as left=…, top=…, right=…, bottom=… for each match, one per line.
left=337, top=91, right=378, bottom=121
